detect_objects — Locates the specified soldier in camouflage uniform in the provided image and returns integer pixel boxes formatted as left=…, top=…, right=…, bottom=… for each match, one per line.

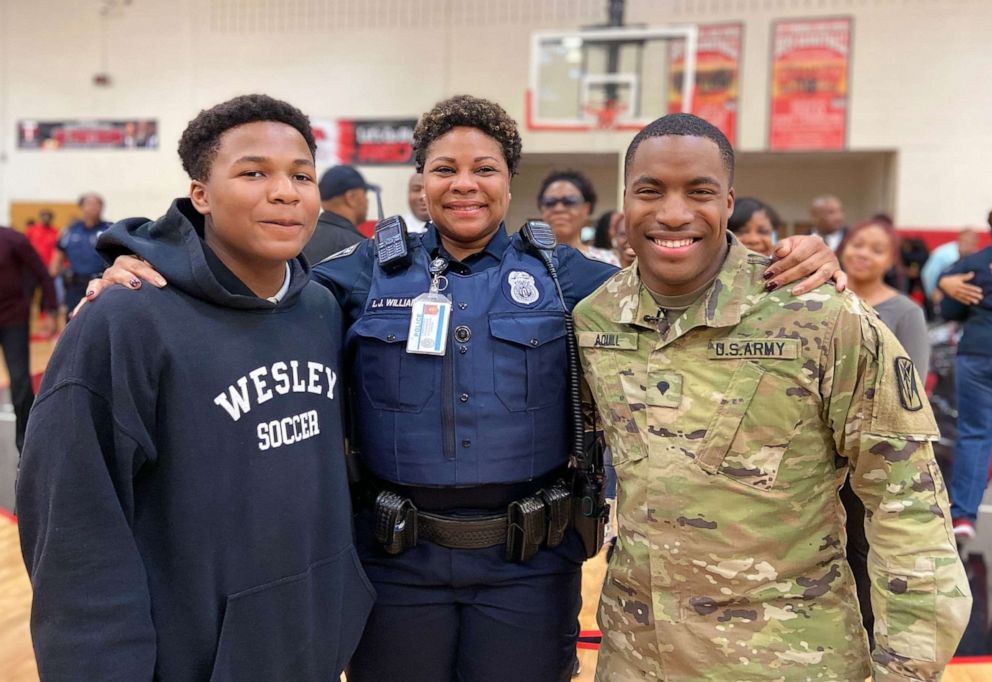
left=575, top=114, right=971, bottom=681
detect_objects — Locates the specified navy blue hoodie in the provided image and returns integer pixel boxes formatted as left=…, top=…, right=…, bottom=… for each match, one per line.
left=17, top=199, right=374, bottom=681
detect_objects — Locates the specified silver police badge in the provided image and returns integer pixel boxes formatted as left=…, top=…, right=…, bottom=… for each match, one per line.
left=508, top=271, right=540, bottom=305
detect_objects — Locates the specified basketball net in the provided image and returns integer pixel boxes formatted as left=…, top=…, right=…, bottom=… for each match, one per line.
left=583, top=98, right=627, bottom=129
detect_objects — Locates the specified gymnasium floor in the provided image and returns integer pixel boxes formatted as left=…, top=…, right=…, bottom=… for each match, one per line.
left=2, top=333, right=992, bottom=681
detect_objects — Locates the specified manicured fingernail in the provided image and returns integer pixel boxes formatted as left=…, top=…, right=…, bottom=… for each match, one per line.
left=129, top=278, right=140, bottom=288
left=765, top=281, right=778, bottom=291
left=86, top=290, right=95, bottom=298
left=155, top=278, right=166, bottom=287
left=762, top=270, right=774, bottom=280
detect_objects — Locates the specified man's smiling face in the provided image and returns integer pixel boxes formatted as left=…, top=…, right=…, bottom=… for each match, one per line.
left=624, top=134, right=734, bottom=296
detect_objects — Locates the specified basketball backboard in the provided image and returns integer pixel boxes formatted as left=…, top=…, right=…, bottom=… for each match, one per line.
left=527, top=26, right=697, bottom=132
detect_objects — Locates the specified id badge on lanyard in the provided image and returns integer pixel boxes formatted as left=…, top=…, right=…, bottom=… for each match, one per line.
left=406, top=257, right=451, bottom=356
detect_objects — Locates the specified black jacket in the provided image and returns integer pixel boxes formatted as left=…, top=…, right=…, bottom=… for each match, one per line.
left=17, top=199, right=374, bottom=681
left=303, top=210, right=365, bottom=264
left=941, top=245, right=992, bottom=357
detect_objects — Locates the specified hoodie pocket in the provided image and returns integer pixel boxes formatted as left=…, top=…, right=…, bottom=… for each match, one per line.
left=208, top=545, right=376, bottom=682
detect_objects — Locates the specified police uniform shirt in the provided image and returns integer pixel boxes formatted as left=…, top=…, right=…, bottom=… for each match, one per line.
left=311, top=222, right=617, bottom=328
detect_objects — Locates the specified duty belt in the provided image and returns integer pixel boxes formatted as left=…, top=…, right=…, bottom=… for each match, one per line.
left=373, top=480, right=572, bottom=563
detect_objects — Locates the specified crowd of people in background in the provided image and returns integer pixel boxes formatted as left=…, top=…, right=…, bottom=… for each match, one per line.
left=4, top=167, right=991, bottom=537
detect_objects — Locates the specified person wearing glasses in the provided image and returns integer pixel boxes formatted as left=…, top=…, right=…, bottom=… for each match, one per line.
left=538, top=169, right=620, bottom=266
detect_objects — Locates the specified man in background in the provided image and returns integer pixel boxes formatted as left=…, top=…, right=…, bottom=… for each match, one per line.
left=810, top=194, right=848, bottom=252
left=0, top=225, right=56, bottom=451
left=923, top=227, right=981, bottom=299
left=401, top=171, right=430, bottom=233
left=52, top=193, right=111, bottom=312
left=303, top=165, right=377, bottom=263
left=939, top=214, right=992, bottom=541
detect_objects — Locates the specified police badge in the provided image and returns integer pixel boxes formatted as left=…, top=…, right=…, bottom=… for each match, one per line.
left=508, top=271, right=540, bottom=305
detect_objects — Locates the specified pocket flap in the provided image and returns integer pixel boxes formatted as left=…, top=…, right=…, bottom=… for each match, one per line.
left=489, top=312, right=566, bottom=348
left=350, top=313, right=409, bottom=343
left=695, top=361, right=765, bottom=474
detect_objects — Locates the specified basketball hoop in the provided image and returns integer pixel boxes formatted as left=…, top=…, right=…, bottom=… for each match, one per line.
left=583, top=99, right=628, bottom=129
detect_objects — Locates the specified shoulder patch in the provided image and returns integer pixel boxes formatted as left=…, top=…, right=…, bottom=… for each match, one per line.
left=708, top=338, right=799, bottom=360
left=578, top=331, right=638, bottom=350
left=894, top=356, right=923, bottom=411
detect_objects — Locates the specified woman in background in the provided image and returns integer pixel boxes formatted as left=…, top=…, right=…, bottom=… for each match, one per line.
left=538, top=170, right=619, bottom=265
left=727, top=196, right=779, bottom=256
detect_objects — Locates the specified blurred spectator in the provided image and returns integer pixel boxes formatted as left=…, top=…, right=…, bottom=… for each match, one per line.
left=52, top=193, right=111, bottom=312
left=402, top=171, right=430, bottom=234
left=593, top=210, right=622, bottom=251
left=25, top=209, right=62, bottom=329
left=0, top=224, right=57, bottom=451
left=809, top=194, right=848, bottom=251
left=837, top=218, right=930, bottom=642
left=538, top=169, right=618, bottom=265
left=940, top=214, right=992, bottom=541
left=303, top=165, right=377, bottom=263
left=922, top=228, right=981, bottom=298
left=611, top=215, right=635, bottom=268
left=26, top=209, right=60, bottom=271
left=899, top=236, right=931, bottom=307
left=728, top=197, right=779, bottom=256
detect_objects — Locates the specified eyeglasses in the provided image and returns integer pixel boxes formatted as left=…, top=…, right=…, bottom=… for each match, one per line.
left=540, top=195, right=585, bottom=209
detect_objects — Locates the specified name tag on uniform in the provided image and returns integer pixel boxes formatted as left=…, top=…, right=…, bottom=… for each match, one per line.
left=578, top=332, right=638, bottom=350
left=407, top=293, right=451, bottom=355
left=708, top=338, right=799, bottom=360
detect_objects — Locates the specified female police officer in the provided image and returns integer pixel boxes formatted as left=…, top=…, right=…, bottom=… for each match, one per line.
left=89, top=94, right=841, bottom=682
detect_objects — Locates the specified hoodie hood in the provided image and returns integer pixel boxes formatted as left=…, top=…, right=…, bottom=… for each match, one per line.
left=97, top=198, right=312, bottom=310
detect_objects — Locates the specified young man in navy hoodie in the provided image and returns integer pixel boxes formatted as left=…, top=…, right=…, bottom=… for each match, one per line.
left=16, top=95, right=374, bottom=682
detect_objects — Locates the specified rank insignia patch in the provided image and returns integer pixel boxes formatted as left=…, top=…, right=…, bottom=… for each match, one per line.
left=894, top=356, right=923, bottom=411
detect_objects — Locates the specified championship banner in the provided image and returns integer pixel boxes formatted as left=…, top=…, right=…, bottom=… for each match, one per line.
left=311, top=118, right=416, bottom=167
left=769, top=17, right=851, bottom=151
left=17, top=119, right=158, bottom=150
left=668, top=23, right=742, bottom=146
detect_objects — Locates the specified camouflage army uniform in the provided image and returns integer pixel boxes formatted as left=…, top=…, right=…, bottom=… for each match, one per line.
left=574, top=237, right=971, bottom=681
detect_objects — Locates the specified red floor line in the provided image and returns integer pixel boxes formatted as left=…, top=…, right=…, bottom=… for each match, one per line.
left=0, top=507, right=17, bottom=524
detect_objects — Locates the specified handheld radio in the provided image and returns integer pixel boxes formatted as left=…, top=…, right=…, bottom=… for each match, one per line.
left=373, top=215, right=411, bottom=272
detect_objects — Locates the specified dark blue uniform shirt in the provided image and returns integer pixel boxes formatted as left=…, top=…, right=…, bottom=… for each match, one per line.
left=312, top=223, right=617, bottom=329
left=59, top=219, right=112, bottom=276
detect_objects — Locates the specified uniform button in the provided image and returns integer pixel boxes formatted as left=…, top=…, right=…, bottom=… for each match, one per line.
left=458, top=302, right=468, bottom=310
left=386, top=334, right=396, bottom=342
left=459, top=393, right=469, bottom=402
left=459, top=346, right=467, bottom=354
left=530, top=338, right=539, bottom=346
left=454, top=325, right=472, bottom=342
left=461, top=439, right=471, bottom=448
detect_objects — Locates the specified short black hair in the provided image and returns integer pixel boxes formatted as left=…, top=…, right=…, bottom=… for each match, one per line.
left=537, top=169, right=598, bottom=213
left=624, top=113, right=734, bottom=185
left=413, top=95, right=522, bottom=176
left=728, top=197, right=781, bottom=233
left=178, top=94, right=317, bottom=181
left=593, top=210, right=619, bottom=249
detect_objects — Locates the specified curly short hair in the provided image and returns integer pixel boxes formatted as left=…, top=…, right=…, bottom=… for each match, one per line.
left=537, top=169, right=598, bottom=213
left=178, top=94, right=317, bottom=181
left=412, top=95, right=522, bottom=176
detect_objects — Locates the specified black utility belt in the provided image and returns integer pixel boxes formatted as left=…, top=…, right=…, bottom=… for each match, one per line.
left=373, top=479, right=571, bottom=563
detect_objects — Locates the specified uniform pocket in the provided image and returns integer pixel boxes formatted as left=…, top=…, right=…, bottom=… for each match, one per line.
left=695, top=362, right=804, bottom=491
left=350, top=313, right=437, bottom=412
left=489, top=312, right=567, bottom=411
left=874, top=559, right=937, bottom=663
left=208, top=545, right=376, bottom=682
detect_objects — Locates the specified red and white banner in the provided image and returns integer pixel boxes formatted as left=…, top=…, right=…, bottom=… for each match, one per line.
left=311, top=118, right=416, bottom=167
left=769, top=17, right=852, bottom=150
left=668, top=23, right=742, bottom=146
